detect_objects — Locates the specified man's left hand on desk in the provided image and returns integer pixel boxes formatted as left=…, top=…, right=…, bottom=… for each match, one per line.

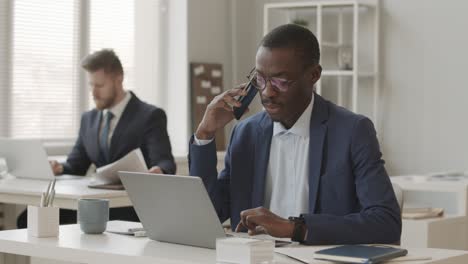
left=235, top=207, right=295, bottom=238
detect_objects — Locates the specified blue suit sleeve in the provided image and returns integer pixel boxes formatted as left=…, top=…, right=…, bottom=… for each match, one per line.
left=143, top=108, right=176, bottom=174
left=303, top=118, right=401, bottom=245
left=188, top=126, right=236, bottom=223
left=62, top=115, right=91, bottom=176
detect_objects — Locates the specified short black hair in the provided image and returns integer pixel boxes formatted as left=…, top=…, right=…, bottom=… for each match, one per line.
left=260, top=24, right=320, bottom=66
left=81, top=49, right=124, bottom=75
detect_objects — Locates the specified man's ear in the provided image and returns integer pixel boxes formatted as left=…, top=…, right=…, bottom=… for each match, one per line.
left=116, top=73, right=124, bottom=83
left=307, top=64, right=322, bottom=85
left=312, top=64, right=322, bottom=84
left=113, top=73, right=123, bottom=84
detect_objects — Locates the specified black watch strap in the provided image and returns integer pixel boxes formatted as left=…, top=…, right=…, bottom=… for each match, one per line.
left=288, top=215, right=307, bottom=243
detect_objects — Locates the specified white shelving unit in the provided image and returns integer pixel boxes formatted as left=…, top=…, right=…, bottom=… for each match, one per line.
left=263, top=0, right=380, bottom=123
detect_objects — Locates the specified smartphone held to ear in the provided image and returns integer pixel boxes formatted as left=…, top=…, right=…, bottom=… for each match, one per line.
left=233, top=83, right=258, bottom=120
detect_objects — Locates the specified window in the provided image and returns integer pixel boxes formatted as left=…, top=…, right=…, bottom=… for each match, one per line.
left=2, top=0, right=135, bottom=139
left=11, top=0, right=79, bottom=139
left=0, top=0, right=11, bottom=137
left=89, top=0, right=135, bottom=107
left=1, top=0, right=188, bottom=156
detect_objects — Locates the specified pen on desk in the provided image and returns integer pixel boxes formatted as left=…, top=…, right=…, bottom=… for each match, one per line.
left=48, top=189, right=55, bottom=207
left=40, top=192, right=46, bottom=207
left=45, top=179, right=56, bottom=207
left=50, top=178, right=56, bottom=190
left=45, top=180, right=53, bottom=196
left=43, top=180, right=53, bottom=205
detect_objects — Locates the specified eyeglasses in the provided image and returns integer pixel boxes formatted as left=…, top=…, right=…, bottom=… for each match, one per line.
left=246, top=68, right=298, bottom=93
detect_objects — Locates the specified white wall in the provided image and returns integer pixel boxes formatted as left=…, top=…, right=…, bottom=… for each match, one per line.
left=229, top=0, right=265, bottom=115
left=135, top=0, right=162, bottom=107
left=166, top=0, right=189, bottom=156
left=187, top=0, right=258, bottom=141
left=135, top=0, right=189, bottom=156
left=186, top=0, right=230, bottom=142
left=379, top=0, right=468, bottom=175
left=188, top=0, right=232, bottom=88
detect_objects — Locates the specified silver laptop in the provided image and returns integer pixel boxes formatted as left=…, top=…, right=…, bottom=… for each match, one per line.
left=0, top=138, right=55, bottom=180
left=119, top=172, right=226, bottom=249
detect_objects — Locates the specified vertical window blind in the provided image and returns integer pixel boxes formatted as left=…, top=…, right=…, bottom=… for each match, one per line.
left=2, top=0, right=135, bottom=140
left=0, top=0, right=11, bottom=137
left=11, top=0, right=79, bottom=139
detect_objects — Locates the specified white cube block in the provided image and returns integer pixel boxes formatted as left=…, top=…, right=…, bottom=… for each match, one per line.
left=216, top=237, right=274, bottom=264
left=27, top=205, right=59, bottom=237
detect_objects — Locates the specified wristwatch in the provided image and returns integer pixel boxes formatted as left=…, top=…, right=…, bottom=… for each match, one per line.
left=288, top=215, right=307, bottom=243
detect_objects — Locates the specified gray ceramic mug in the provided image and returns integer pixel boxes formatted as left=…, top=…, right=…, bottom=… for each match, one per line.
left=78, top=198, right=109, bottom=234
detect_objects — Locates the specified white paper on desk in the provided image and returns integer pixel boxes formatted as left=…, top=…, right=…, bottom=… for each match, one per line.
left=106, top=220, right=143, bottom=235
left=94, top=149, right=148, bottom=184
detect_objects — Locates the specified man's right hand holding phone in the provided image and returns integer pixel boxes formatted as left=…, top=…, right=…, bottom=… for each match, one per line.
left=195, top=85, right=248, bottom=140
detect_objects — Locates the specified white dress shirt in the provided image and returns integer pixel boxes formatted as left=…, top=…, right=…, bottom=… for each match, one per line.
left=100, top=91, right=132, bottom=146
left=193, top=95, right=314, bottom=219
left=264, top=96, right=314, bottom=218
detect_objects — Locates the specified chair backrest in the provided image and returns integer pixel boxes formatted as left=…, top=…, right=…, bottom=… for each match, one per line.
left=392, top=182, right=404, bottom=211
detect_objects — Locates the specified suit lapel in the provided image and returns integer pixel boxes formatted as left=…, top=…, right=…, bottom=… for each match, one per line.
left=109, top=92, right=138, bottom=161
left=252, top=113, right=273, bottom=208
left=308, top=94, right=329, bottom=213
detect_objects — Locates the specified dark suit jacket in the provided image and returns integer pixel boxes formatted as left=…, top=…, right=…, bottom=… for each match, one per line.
left=189, top=93, right=401, bottom=245
left=63, top=92, right=176, bottom=175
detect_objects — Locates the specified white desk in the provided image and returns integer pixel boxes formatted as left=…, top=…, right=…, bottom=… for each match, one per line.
left=0, top=224, right=467, bottom=264
left=0, top=176, right=131, bottom=230
left=0, top=176, right=131, bottom=210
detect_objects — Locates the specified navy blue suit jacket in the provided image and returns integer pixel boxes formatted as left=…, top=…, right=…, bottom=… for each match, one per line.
left=189, top=94, right=401, bottom=245
left=63, top=92, right=176, bottom=175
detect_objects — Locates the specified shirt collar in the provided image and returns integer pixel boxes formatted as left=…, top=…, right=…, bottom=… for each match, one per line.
left=103, top=91, right=131, bottom=120
left=273, top=94, right=314, bottom=138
